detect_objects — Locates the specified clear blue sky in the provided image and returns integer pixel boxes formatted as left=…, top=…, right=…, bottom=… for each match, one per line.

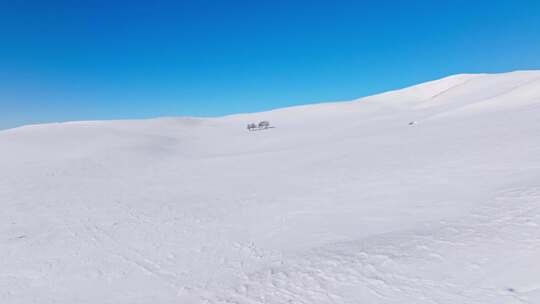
left=1, top=0, right=539, bottom=129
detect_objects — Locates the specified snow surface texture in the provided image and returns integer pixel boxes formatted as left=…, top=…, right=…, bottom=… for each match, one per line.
left=1, top=71, right=540, bottom=304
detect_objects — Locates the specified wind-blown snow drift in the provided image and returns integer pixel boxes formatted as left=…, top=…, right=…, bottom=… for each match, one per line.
left=1, top=71, right=540, bottom=304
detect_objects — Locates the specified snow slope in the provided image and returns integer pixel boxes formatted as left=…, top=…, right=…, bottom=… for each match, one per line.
left=1, top=71, right=540, bottom=304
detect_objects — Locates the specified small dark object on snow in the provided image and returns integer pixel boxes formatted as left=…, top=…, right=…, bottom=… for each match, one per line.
left=247, top=123, right=257, bottom=131
left=258, top=121, right=270, bottom=129
left=247, top=121, right=271, bottom=131
left=409, top=121, right=417, bottom=126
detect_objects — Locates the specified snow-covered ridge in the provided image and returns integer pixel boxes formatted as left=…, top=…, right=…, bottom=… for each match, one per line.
left=1, top=70, right=540, bottom=304
left=4, top=70, right=540, bottom=133
left=226, top=70, right=540, bottom=120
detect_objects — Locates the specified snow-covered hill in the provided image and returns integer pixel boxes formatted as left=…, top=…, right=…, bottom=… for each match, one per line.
left=1, top=71, right=540, bottom=304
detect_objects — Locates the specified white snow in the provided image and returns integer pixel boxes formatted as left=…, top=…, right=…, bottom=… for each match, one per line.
left=1, top=70, right=540, bottom=303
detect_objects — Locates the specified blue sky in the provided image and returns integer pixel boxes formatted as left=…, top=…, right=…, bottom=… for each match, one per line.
left=1, top=0, right=539, bottom=129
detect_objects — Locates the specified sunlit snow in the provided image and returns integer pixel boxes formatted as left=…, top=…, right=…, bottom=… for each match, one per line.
left=1, top=71, right=540, bottom=303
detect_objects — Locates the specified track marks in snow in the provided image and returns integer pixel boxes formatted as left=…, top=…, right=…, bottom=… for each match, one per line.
left=84, top=223, right=184, bottom=290
left=197, top=186, right=540, bottom=304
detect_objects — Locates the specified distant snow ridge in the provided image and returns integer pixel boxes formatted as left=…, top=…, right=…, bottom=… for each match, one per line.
left=1, top=71, right=540, bottom=304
